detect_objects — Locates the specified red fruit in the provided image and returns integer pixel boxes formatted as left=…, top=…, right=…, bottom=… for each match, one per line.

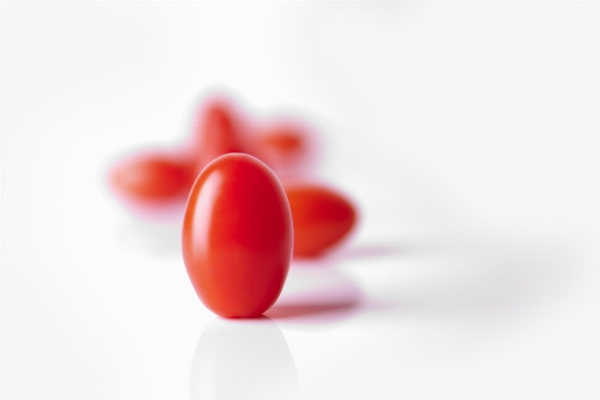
left=261, top=124, right=305, bottom=154
left=182, top=153, right=293, bottom=318
left=253, top=122, right=308, bottom=171
left=284, top=183, right=357, bottom=258
left=191, top=99, right=245, bottom=171
left=109, top=151, right=196, bottom=204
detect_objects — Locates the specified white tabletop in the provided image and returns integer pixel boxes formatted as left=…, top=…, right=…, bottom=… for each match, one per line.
left=3, top=3, right=600, bottom=399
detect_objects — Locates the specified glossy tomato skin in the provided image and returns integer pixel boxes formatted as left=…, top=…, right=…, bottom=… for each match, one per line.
left=109, top=151, right=196, bottom=204
left=284, top=183, right=357, bottom=258
left=182, top=153, right=293, bottom=318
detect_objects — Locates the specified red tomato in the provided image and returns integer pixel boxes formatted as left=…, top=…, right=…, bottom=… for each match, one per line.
left=284, top=183, right=357, bottom=258
left=182, top=153, right=293, bottom=318
left=252, top=122, right=308, bottom=171
left=191, top=99, right=245, bottom=172
left=260, top=125, right=305, bottom=154
left=109, top=151, right=196, bottom=204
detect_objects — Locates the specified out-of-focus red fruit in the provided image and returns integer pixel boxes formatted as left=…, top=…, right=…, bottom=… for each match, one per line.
left=109, top=151, right=196, bottom=205
left=255, top=123, right=306, bottom=168
left=191, top=99, right=245, bottom=172
left=247, top=120, right=319, bottom=178
left=262, top=126, right=304, bottom=154
left=284, top=183, right=358, bottom=258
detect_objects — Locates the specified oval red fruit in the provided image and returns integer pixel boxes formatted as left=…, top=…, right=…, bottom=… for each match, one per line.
left=191, top=99, right=245, bottom=172
left=182, top=153, right=293, bottom=318
left=252, top=122, right=309, bottom=172
left=109, top=151, right=196, bottom=204
left=284, top=183, right=357, bottom=258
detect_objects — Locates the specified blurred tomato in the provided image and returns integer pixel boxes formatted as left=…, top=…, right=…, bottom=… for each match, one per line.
left=191, top=98, right=246, bottom=172
left=252, top=122, right=307, bottom=171
left=109, top=151, right=196, bottom=205
left=284, top=183, right=357, bottom=258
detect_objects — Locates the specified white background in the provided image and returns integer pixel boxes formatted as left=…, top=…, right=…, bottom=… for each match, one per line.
left=2, top=2, right=600, bottom=399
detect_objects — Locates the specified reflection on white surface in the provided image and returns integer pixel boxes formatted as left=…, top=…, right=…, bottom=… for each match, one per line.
left=190, top=317, right=299, bottom=400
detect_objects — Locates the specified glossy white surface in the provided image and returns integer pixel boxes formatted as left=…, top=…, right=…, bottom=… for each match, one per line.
left=3, top=3, right=600, bottom=399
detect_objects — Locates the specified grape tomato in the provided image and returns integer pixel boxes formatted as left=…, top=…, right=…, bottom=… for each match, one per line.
left=182, top=153, right=293, bottom=318
left=284, top=183, right=357, bottom=258
left=191, top=98, right=246, bottom=171
left=108, top=151, right=196, bottom=204
left=250, top=123, right=307, bottom=171
left=258, top=124, right=306, bottom=154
